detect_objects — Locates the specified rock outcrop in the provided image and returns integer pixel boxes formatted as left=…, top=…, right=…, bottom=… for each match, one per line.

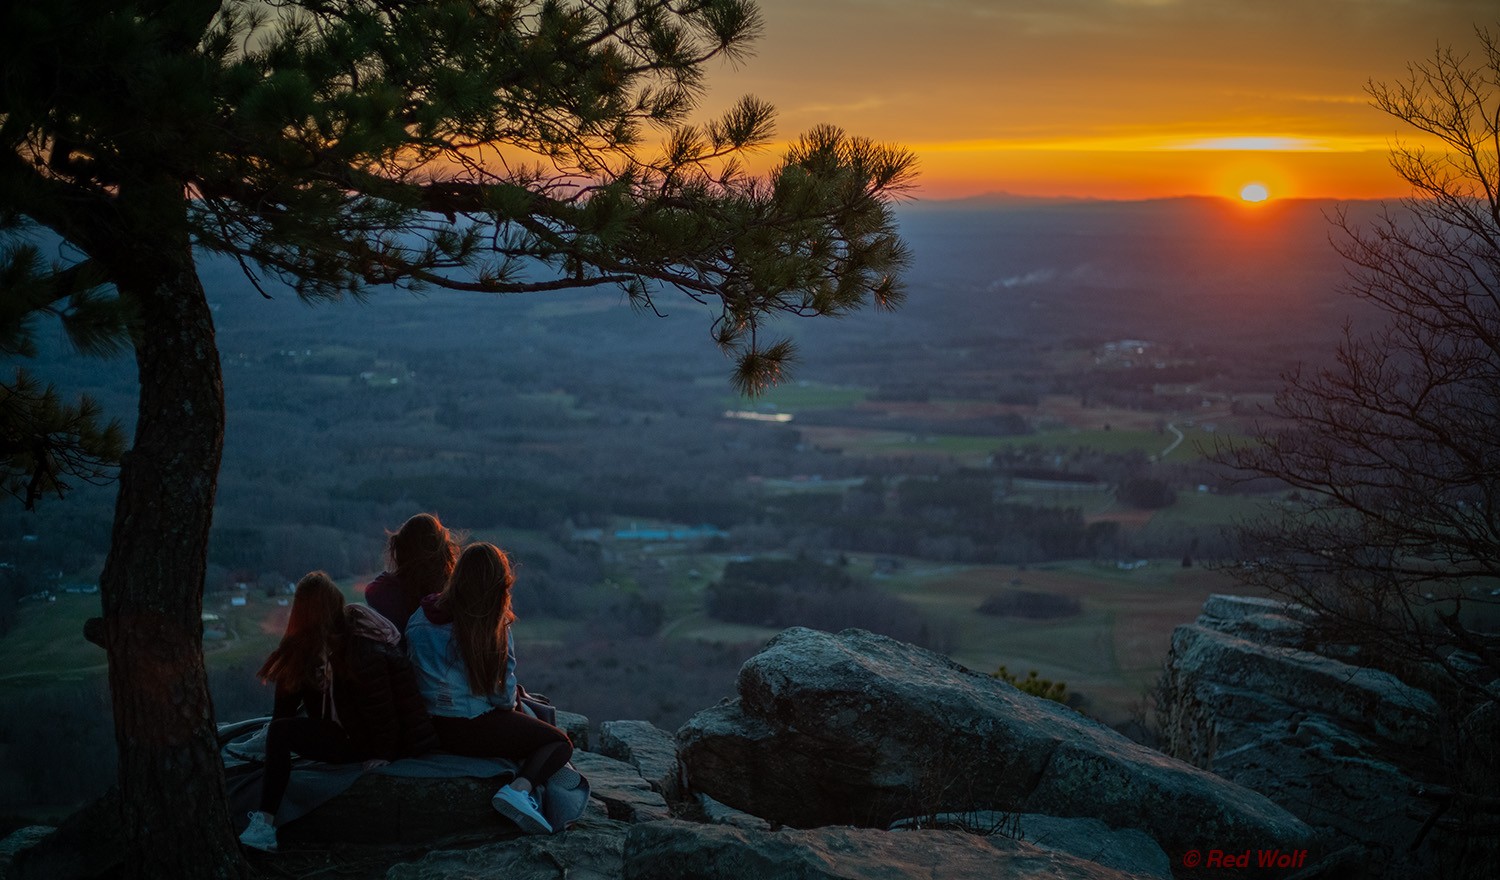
left=599, top=720, right=681, bottom=803
left=1159, top=594, right=1494, bottom=879
left=620, top=820, right=1161, bottom=880
left=556, top=710, right=590, bottom=752
left=676, top=626, right=1315, bottom=872
left=24, top=615, right=1450, bottom=880
left=569, top=751, right=671, bottom=824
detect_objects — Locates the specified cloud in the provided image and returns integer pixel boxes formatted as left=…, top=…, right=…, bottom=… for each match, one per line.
left=989, top=265, right=1110, bottom=292
left=991, top=269, right=1057, bottom=291
left=784, top=96, right=891, bottom=118
left=1169, top=136, right=1332, bottom=151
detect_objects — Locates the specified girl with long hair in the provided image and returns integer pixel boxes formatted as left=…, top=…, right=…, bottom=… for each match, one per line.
left=239, top=572, right=438, bottom=852
left=365, top=512, right=461, bottom=635
left=406, top=542, right=573, bottom=834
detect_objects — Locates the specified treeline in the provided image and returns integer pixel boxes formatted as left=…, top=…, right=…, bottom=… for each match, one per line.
left=762, top=474, right=1115, bottom=565
left=705, top=557, right=957, bottom=652
left=2, top=258, right=1274, bottom=603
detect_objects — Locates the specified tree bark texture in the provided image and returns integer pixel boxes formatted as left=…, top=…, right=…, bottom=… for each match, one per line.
left=97, top=236, right=243, bottom=878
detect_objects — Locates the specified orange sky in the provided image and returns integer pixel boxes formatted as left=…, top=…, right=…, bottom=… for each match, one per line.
left=696, top=0, right=1495, bottom=200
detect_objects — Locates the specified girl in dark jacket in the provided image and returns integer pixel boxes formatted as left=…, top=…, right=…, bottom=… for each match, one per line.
left=364, top=513, right=461, bottom=635
left=239, top=572, right=439, bottom=853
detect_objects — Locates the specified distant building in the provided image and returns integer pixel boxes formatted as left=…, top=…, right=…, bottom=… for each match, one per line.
left=613, top=524, right=729, bottom=542
left=722, top=409, right=793, bottom=423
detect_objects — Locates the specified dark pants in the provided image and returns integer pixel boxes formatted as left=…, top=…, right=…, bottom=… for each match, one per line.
left=431, top=707, right=573, bottom=787
left=259, top=717, right=361, bottom=815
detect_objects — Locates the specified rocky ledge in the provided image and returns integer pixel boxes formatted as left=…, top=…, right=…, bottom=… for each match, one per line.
left=1159, top=594, right=1499, bottom=879
left=11, top=608, right=1438, bottom=880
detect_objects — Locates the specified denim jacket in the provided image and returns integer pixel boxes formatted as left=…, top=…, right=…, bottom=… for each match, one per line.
left=405, top=597, right=517, bottom=718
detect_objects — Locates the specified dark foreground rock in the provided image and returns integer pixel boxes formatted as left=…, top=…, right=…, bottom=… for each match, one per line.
left=892, top=813, right=1171, bottom=879
left=556, top=710, right=590, bottom=752
left=0, top=827, right=55, bottom=880
left=599, top=720, right=681, bottom=803
left=569, top=751, right=671, bottom=824
left=677, top=627, right=1315, bottom=874
left=1160, top=594, right=1499, bottom=879
left=285, top=751, right=669, bottom=846
left=6, top=793, right=123, bottom=880
left=385, top=818, right=629, bottom=880
left=279, top=774, right=518, bottom=847
left=620, top=820, right=1160, bottom=880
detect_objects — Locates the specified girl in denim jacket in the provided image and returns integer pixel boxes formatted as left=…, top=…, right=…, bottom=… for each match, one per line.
left=406, top=542, right=572, bottom=834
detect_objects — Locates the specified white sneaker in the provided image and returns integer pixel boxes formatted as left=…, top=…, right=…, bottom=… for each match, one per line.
left=491, top=784, right=553, bottom=834
left=239, top=810, right=278, bottom=852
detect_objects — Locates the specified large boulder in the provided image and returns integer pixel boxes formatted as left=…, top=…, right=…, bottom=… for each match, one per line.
left=1164, top=621, right=1437, bottom=757
left=278, top=774, right=518, bottom=847
left=282, top=751, right=668, bottom=847
left=677, top=627, right=1314, bottom=872
left=1158, top=595, right=1489, bottom=879
left=620, top=820, right=1161, bottom=880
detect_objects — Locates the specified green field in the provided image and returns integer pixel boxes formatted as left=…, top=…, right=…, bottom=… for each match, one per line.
left=816, top=428, right=1185, bottom=463
left=651, top=552, right=1252, bottom=722
left=0, top=581, right=373, bottom=688
left=728, top=382, right=867, bottom=411
left=1, top=541, right=1252, bottom=727
left=874, top=559, right=1254, bottom=721
left=1140, top=490, right=1275, bottom=532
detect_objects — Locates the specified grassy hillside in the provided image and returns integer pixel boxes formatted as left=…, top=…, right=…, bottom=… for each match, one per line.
left=0, top=553, right=1247, bottom=726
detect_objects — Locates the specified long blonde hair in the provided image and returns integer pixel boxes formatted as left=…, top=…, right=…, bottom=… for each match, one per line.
left=438, top=543, right=516, bottom=695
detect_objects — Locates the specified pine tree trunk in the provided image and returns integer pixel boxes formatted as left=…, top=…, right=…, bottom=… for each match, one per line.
left=97, top=242, right=245, bottom=878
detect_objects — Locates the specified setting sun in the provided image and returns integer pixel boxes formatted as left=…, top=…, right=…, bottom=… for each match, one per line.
left=1240, top=182, right=1270, bottom=203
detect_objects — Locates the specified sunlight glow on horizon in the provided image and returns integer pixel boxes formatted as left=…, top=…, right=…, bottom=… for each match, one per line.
left=698, top=0, right=1482, bottom=201
left=903, top=133, right=1394, bottom=155
left=1240, top=182, right=1271, bottom=203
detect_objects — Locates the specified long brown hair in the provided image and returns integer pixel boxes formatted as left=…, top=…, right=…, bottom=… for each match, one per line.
left=258, top=572, right=346, bottom=690
left=437, top=543, right=516, bottom=696
left=387, top=513, right=460, bottom=605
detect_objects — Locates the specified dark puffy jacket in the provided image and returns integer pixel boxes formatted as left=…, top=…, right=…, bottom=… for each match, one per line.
left=334, top=634, right=440, bottom=760
left=364, top=571, right=418, bottom=635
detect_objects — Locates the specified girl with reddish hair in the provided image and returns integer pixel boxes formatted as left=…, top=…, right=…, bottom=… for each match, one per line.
left=405, top=542, right=573, bottom=834
left=239, top=572, right=437, bottom=852
left=364, top=512, right=461, bottom=634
